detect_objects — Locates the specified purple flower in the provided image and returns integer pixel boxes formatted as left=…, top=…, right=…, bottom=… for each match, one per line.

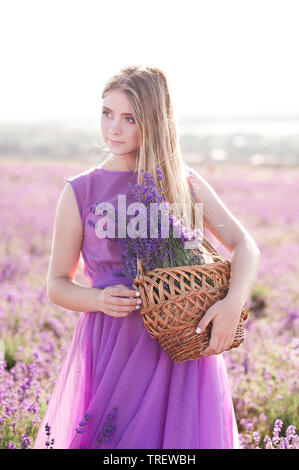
left=72, top=411, right=91, bottom=449
left=6, top=441, right=17, bottom=449
left=272, top=419, right=283, bottom=446
left=44, top=422, right=55, bottom=449
left=88, top=219, right=96, bottom=228
left=93, top=407, right=118, bottom=449
left=21, top=433, right=32, bottom=449
left=252, top=431, right=260, bottom=447
left=110, top=166, right=208, bottom=289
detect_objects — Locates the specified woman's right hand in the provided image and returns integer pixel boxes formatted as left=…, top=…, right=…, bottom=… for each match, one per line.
left=97, top=284, right=142, bottom=317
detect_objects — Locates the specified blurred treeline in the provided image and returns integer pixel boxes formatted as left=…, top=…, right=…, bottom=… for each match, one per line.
left=1, top=117, right=298, bottom=167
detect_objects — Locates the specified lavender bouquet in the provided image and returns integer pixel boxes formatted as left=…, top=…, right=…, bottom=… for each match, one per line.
left=110, top=166, right=214, bottom=294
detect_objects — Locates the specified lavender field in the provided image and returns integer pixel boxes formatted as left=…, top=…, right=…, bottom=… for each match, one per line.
left=0, top=160, right=299, bottom=449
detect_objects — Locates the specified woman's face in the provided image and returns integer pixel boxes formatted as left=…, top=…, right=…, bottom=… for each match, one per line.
left=101, top=89, right=139, bottom=158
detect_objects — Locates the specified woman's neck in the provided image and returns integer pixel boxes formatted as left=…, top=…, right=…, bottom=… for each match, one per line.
left=102, top=156, right=137, bottom=171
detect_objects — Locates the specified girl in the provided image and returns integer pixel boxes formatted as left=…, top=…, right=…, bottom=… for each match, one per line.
left=33, top=65, right=260, bottom=449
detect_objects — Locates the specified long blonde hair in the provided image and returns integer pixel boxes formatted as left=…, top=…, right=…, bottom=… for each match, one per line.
left=101, top=65, right=198, bottom=233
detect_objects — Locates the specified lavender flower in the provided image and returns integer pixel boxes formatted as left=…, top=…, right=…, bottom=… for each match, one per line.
left=108, top=166, right=212, bottom=291
left=21, top=433, right=32, bottom=449
left=6, top=441, right=17, bottom=449
left=45, top=422, right=54, bottom=449
left=72, top=411, right=90, bottom=449
left=92, top=407, right=118, bottom=449
left=272, top=419, right=283, bottom=446
left=252, top=430, right=260, bottom=448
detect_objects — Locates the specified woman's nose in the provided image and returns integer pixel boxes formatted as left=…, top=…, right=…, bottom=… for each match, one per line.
left=109, top=128, right=121, bottom=135
left=109, top=121, right=122, bottom=134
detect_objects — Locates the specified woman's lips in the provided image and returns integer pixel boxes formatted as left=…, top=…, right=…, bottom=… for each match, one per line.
left=109, top=139, right=124, bottom=145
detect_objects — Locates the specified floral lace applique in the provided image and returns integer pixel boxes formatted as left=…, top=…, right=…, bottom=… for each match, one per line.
left=44, top=422, right=55, bottom=449
left=71, top=407, right=118, bottom=449
left=87, top=205, right=109, bottom=235
left=93, top=407, right=118, bottom=449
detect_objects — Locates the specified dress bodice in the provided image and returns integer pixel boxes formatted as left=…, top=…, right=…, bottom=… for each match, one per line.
left=66, top=165, right=194, bottom=286
left=66, top=167, right=139, bottom=284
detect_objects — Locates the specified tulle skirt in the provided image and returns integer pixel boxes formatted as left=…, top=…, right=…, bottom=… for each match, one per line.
left=33, top=270, right=240, bottom=449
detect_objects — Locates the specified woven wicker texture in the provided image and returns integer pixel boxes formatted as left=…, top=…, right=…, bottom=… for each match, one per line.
left=133, top=237, right=248, bottom=364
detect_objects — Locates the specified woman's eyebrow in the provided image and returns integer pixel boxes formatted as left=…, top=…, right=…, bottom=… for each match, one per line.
left=102, top=106, right=133, bottom=116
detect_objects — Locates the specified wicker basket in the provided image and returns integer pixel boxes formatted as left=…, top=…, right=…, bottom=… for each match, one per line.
left=133, top=236, right=248, bottom=364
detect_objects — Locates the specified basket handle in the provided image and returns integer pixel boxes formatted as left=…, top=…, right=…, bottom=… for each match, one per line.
left=200, top=236, right=227, bottom=263
left=135, top=257, right=145, bottom=287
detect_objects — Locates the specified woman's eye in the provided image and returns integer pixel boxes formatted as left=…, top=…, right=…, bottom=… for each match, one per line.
left=102, top=111, right=135, bottom=124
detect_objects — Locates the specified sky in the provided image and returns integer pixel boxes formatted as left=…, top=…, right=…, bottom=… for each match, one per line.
left=1, top=0, right=299, bottom=128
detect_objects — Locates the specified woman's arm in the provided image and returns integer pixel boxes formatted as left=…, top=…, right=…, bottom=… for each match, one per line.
left=47, top=183, right=140, bottom=315
left=224, top=236, right=261, bottom=309
left=47, top=183, right=103, bottom=312
left=189, top=168, right=261, bottom=300
left=189, top=168, right=261, bottom=354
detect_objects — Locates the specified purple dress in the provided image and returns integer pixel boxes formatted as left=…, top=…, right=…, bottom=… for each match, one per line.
left=33, top=166, right=240, bottom=449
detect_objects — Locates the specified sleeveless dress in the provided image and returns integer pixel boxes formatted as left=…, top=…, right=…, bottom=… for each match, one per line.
left=33, top=166, right=240, bottom=449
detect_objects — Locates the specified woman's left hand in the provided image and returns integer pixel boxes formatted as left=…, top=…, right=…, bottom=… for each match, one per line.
left=195, top=296, right=243, bottom=356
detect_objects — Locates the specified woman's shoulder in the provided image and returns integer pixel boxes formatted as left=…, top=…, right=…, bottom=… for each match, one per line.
left=64, top=165, right=99, bottom=184
left=185, top=165, right=199, bottom=176
left=185, top=166, right=207, bottom=185
left=184, top=166, right=215, bottom=203
left=63, top=165, right=101, bottom=221
left=184, top=165, right=199, bottom=184
left=184, top=165, right=199, bottom=176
